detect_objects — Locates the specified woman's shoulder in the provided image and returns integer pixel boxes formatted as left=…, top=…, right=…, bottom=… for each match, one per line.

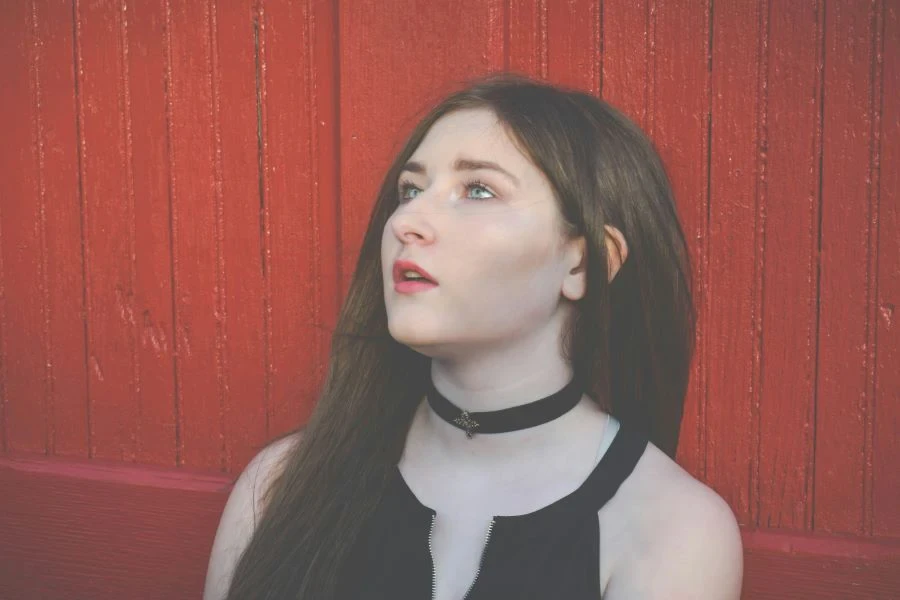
left=245, top=431, right=303, bottom=505
left=600, top=440, right=744, bottom=598
left=203, top=430, right=303, bottom=600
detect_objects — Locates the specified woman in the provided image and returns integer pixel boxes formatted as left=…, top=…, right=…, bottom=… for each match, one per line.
left=205, top=75, right=743, bottom=600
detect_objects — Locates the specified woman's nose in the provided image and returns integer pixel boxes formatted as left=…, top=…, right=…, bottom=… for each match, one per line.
left=392, top=210, right=435, bottom=244
left=391, top=191, right=439, bottom=243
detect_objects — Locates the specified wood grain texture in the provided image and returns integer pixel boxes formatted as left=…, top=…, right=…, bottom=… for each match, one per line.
left=0, top=455, right=230, bottom=600
left=650, top=0, right=712, bottom=482
left=0, top=0, right=48, bottom=455
left=213, top=0, right=268, bottom=473
left=33, top=0, right=89, bottom=460
left=757, top=0, right=821, bottom=531
left=308, top=0, right=342, bottom=402
left=165, top=0, right=227, bottom=470
left=75, top=0, right=144, bottom=463
left=873, top=0, right=899, bottom=539
left=257, top=0, right=330, bottom=441
left=742, top=548, right=900, bottom=599
left=741, top=528, right=900, bottom=598
left=602, top=0, right=652, bottom=129
left=816, top=0, right=882, bottom=535
left=508, top=0, right=547, bottom=78
left=125, top=0, right=178, bottom=467
left=706, top=0, right=766, bottom=527
left=546, top=0, right=600, bottom=93
left=0, top=0, right=87, bottom=458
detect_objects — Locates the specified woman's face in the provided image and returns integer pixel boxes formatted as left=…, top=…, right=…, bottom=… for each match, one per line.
left=381, top=107, right=584, bottom=360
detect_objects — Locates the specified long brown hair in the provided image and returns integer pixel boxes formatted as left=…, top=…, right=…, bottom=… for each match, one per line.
left=225, top=74, right=696, bottom=599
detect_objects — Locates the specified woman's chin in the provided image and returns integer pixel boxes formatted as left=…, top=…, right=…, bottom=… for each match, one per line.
left=386, top=319, right=443, bottom=350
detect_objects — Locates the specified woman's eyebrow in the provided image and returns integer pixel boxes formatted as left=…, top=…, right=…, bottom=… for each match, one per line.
left=399, top=158, right=520, bottom=186
left=455, top=158, right=520, bottom=186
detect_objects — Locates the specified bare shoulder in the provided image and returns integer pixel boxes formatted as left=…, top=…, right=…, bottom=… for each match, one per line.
left=203, top=430, right=303, bottom=600
left=601, top=442, right=744, bottom=599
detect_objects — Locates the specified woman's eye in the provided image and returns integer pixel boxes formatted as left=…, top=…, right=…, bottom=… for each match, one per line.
left=399, top=183, right=421, bottom=202
left=466, top=182, right=495, bottom=200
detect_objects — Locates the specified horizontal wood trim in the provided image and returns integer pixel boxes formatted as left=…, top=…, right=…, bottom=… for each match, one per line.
left=0, top=455, right=231, bottom=600
left=2, top=456, right=899, bottom=599
left=743, top=528, right=900, bottom=560
left=742, top=529, right=900, bottom=599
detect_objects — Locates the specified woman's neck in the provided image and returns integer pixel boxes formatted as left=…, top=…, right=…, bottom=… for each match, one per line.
left=407, top=363, right=607, bottom=471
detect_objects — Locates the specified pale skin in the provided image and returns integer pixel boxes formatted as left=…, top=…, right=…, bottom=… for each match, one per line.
left=203, top=107, right=743, bottom=600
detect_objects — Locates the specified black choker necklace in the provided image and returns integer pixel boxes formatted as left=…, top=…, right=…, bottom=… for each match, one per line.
left=425, top=376, right=584, bottom=439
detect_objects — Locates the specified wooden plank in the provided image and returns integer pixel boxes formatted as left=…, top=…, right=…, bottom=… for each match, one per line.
left=74, top=0, right=143, bottom=462
left=308, top=0, right=343, bottom=411
left=873, top=0, right=899, bottom=538
left=166, top=0, right=226, bottom=470
left=757, top=0, right=821, bottom=530
left=651, top=0, right=711, bottom=480
left=213, top=0, right=268, bottom=472
left=0, top=455, right=230, bottom=600
left=32, top=0, right=89, bottom=460
left=0, top=0, right=85, bottom=456
left=816, top=0, right=881, bottom=535
left=337, top=0, right=503, bottom=296
left=125, top=0, right=178, bottom=467
left=601, top=0, right=651, bottom=128
left=0, top=0, right=47, bottom=454
left=742, top=532, right=900, bottom=599
left=706, top=0, right=765, bottom=527
left=257, top=0, right=328, bottom=440
left=508, top=0, right=546, bottom=79
left=546, top=0, right=600, bottom=93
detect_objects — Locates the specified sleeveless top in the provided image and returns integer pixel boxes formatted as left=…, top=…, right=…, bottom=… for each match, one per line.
left=336, top=417, right=648, bottom=599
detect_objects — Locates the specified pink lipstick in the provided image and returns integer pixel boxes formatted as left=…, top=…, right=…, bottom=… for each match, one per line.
left=393, top=259, right=438, bottom=294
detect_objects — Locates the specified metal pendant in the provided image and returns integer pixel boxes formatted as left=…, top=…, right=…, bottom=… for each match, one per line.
left=453, top=411, right=480, bottom=438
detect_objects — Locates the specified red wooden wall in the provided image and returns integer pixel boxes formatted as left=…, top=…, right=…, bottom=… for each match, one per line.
left=1, top=0, right=898, bottom=598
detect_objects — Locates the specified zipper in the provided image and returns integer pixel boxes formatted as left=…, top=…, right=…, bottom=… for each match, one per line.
left=428, top=514, right=496, bottom=600
left=428, top=514, right=438, bottom=600
left=462, top=518, right=495, bottom=600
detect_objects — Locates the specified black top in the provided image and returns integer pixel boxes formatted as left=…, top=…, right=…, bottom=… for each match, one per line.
left=336, top=419, right=649, bottom=599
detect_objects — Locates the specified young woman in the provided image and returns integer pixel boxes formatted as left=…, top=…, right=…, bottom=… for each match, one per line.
left=204, top=75, right=743, bottom=600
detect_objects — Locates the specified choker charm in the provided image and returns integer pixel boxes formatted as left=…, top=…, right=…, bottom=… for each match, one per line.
left=426, top=375, right=584, bottom=439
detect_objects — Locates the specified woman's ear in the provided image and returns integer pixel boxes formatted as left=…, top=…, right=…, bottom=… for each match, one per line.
left=604, top=225, right=628, bottom=283
left=561, top=236, right=587, bottom=302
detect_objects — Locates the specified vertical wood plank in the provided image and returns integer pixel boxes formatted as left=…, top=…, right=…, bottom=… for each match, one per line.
left=125, top=0, right=177, bottom=467
left=257, top=0, right=321, bottom=440
left=706, top=0, right=765, bottom=526
left=546, top=0, right=600, bottom=93
left=651, top=0, right=711, bottom=480
left=338, top=0, right=503, bottom=295
left=166, top=0, right=225, bottom=469
left=75, top=0, right=142, bottom=461
left=816, top=0, right=880, bottom=535
left=309, top=0, right=342, bottom=412
left=33, top=0, right=88, bottom=459
left=508, top=0, right=547, bottom=79
left=874, top=0, right=900, bottom=539
left=254, top=0, right=274, bottom=451
left=0, top=0, right=47, bottom=454
left=213, top=0, right=268, bottom=472
left=756, top=0, right=821, bottom=530
left=601, top=0, right=651, bottom=128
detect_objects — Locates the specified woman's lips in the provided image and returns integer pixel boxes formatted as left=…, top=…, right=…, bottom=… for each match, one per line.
left=394, top=280, right=439, bottom=294
left=393, top=259, right=438, bottom=284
